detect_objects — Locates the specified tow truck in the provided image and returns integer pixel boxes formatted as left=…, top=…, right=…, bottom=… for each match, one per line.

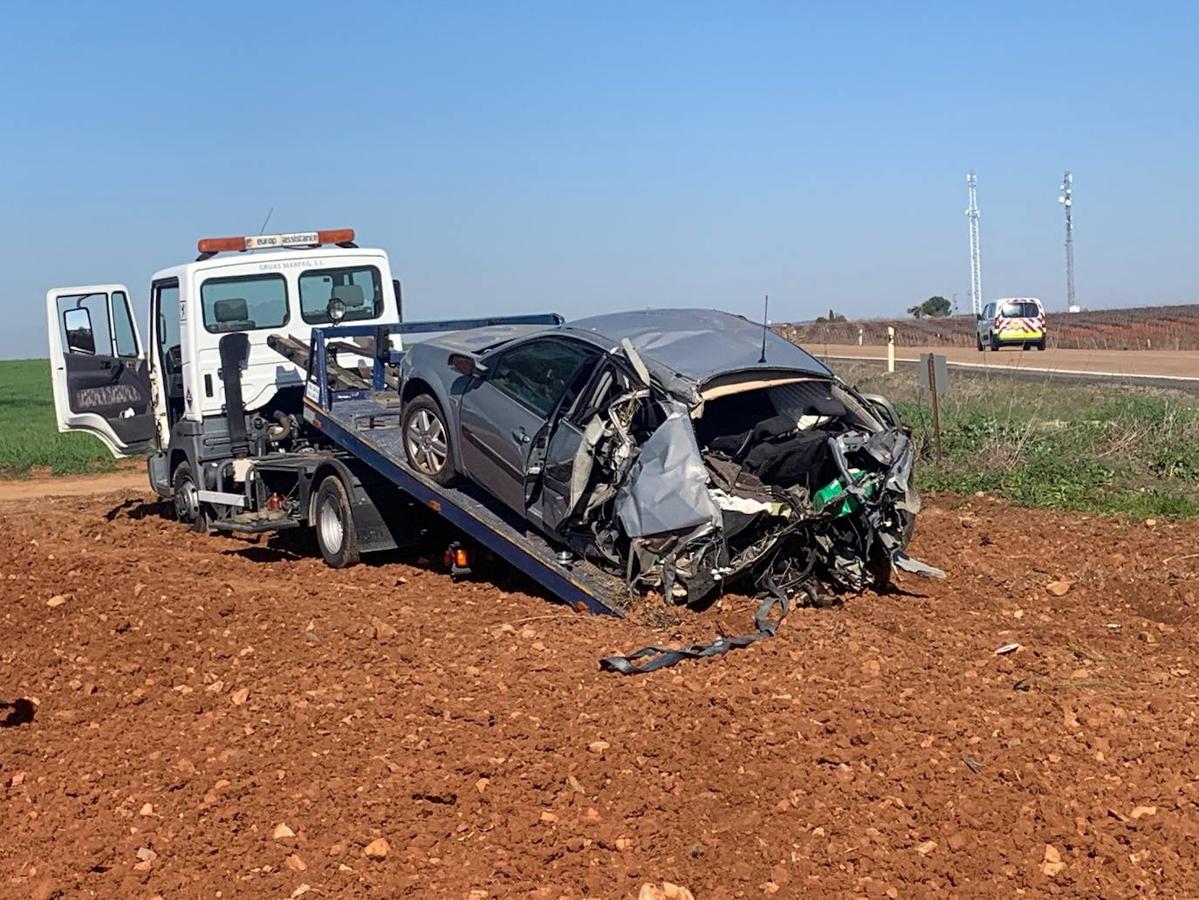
left=45, top=229, right=627, bottom=615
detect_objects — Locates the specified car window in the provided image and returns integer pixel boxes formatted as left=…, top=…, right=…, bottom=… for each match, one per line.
left=999, top=301, right=1039, bottom=318
left=488, top=338, right=601, bottom=418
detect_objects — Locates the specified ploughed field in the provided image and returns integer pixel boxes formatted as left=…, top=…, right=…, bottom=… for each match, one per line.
left=780, top=303, right=1199, bottom=352
left=2, top=488, right=1199, bottom=897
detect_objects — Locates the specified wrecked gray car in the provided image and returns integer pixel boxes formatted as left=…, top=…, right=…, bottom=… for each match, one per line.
left=398, top=308, right=926, bottom=606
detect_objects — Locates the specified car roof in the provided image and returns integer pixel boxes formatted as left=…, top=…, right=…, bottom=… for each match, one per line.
left=567, top=307, right=832, bottom=384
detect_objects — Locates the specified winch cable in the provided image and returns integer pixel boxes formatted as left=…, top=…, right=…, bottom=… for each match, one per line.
left=599, top=584, right=795, bottom=676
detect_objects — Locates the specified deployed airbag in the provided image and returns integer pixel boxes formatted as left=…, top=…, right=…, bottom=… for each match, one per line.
left=616, top=405, right=720, bottom=538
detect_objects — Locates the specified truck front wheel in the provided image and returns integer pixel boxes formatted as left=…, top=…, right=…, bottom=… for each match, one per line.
left=172, top=461, right=209, bottom=533
left=314, top=476, right=360, bottom=568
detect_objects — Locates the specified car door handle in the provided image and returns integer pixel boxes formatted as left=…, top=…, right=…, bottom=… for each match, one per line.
left=512, top=427, right=530, bottom=444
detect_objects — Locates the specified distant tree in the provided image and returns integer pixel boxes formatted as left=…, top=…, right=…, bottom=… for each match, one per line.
left=908, top=295, right=952, bottom=319
left=815, top=308, right=848, bottom=323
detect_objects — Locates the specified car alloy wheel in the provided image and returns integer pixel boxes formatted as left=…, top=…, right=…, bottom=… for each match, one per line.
left=406, top=408, right=448, bottom=474
left=402, top=394, right=456, bottom=485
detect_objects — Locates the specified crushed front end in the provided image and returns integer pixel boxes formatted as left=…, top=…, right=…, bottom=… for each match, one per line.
left=544, top=366, right=933, bottom=608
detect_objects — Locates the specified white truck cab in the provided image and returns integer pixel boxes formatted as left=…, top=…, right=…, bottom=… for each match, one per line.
left=46, top=229, right=401, bottom=501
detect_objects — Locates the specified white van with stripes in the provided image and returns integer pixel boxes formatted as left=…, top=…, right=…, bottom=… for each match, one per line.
left=976, top=297, right=1047, bottom=351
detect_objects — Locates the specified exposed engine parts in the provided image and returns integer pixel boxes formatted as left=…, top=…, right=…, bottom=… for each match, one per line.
left=543, top=370, right=935, bottom=608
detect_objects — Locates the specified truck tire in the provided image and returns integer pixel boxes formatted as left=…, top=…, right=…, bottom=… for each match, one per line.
left=172, top=461, right=209, bottom=533
left=314, top=476, right=360, bottom=568
left=402, top=394, right=457, bottom=485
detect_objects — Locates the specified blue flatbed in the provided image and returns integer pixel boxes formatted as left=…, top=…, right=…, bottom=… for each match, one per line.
left=298, top=317, right=631, bottom=618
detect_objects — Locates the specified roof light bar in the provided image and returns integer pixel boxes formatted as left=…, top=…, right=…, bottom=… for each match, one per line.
left=196, top=228, right=356, bottom=257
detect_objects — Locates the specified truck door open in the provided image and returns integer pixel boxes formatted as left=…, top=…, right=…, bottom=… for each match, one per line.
left=45, top=284, right=157, bottom=458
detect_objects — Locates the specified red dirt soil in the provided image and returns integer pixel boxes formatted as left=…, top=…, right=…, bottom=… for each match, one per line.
left=3, top=489, right=1199, bottom=897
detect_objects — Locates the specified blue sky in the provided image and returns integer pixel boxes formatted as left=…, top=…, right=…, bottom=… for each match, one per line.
left=3, top=1, right=1196, bottom=358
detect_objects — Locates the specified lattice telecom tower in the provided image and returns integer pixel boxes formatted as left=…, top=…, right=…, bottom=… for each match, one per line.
left=1058, top=171, right=1076, bottom=310
left=966, top=172, right=983, bottom=317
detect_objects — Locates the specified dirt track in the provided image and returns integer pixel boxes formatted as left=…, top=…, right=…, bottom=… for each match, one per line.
left=813, top=345, right=1199, bottom=379
left=3, top=488, right=1199, bottom=897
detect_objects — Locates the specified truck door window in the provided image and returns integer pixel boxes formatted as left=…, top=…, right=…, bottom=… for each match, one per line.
left=299, top=266, right=383, bottom=323
left=57, top=292, right=112, bottom=356
left=111, top=290, right=139, bottom=358
left=200, top=274, right=289, bottom=333
left=155, top=282, right=181, bottom=354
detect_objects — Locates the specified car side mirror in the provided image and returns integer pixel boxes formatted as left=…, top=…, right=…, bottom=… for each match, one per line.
left=449, top=353, right=485, bottom=378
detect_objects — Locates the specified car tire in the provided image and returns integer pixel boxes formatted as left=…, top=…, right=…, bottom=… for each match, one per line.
left=1022, top=342, right=1031, bottom=351
left=314, top=476, right=360, bottom=568
left=402, top=394, right=457, bottom=485
left=1037, top=339, right=1046, bottom=351
left=976, top=335, right=984, bottom=352
left=172, top=461, right=209, bottom=533
left=989, top=335, right=1000, bottom=351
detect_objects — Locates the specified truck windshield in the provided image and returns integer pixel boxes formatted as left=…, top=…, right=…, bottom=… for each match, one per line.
left=299, top=265, right=383, bottom=324
left=200, top=274, right=289, bottom=333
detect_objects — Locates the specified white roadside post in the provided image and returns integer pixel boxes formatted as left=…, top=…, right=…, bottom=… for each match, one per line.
left=886, top=326, right=895, bottom=373
left=858, top=326, right=864, bottom=346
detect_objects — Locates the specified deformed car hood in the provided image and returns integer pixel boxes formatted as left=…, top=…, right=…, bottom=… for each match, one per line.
left=571, top=308, right=833, bottom=402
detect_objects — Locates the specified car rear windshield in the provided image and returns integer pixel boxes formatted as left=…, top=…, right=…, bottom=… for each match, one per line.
left=299, top=265, right=384, bottom=324
left=1000, top=301, right=1040, bottom=318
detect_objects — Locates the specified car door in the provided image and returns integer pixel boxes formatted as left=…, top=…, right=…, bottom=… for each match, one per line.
left=458, top=336, right=601, bottom=514
left=45, top=284, right=156, bottom=458
left=537, top=358, right=637, bottom=531
left=979, top=303, right=993, bottom=339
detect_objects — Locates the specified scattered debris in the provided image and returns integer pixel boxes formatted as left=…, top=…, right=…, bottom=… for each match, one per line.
left=364, top=837, right=390, bottom=860
left=1041, top=844, right=1066, bottom=877
left=637, top=884, right=695, bottom=900
left=1046, top=580, right=1074, bottom=597
left=995, top=642, right=1021, bottom=655
left=272, top=823, right=296, bottom=840
left=46, top=595, right=68, bottom=608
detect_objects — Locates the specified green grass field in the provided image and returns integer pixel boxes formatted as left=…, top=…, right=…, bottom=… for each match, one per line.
left=0, top=358, right=118, bottom=476
left=3, top=356, right=1198, bottom=518
left=836, top=362, right=1199, bottom=518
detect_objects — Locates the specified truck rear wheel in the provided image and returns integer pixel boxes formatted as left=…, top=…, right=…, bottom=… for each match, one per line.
left=172, top=461, right=209, bottom=533
left=314, top=476, right=360, bottom=568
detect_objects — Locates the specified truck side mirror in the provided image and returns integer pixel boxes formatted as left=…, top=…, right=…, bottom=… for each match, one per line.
left=63, top=307, right=96, bottom=354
